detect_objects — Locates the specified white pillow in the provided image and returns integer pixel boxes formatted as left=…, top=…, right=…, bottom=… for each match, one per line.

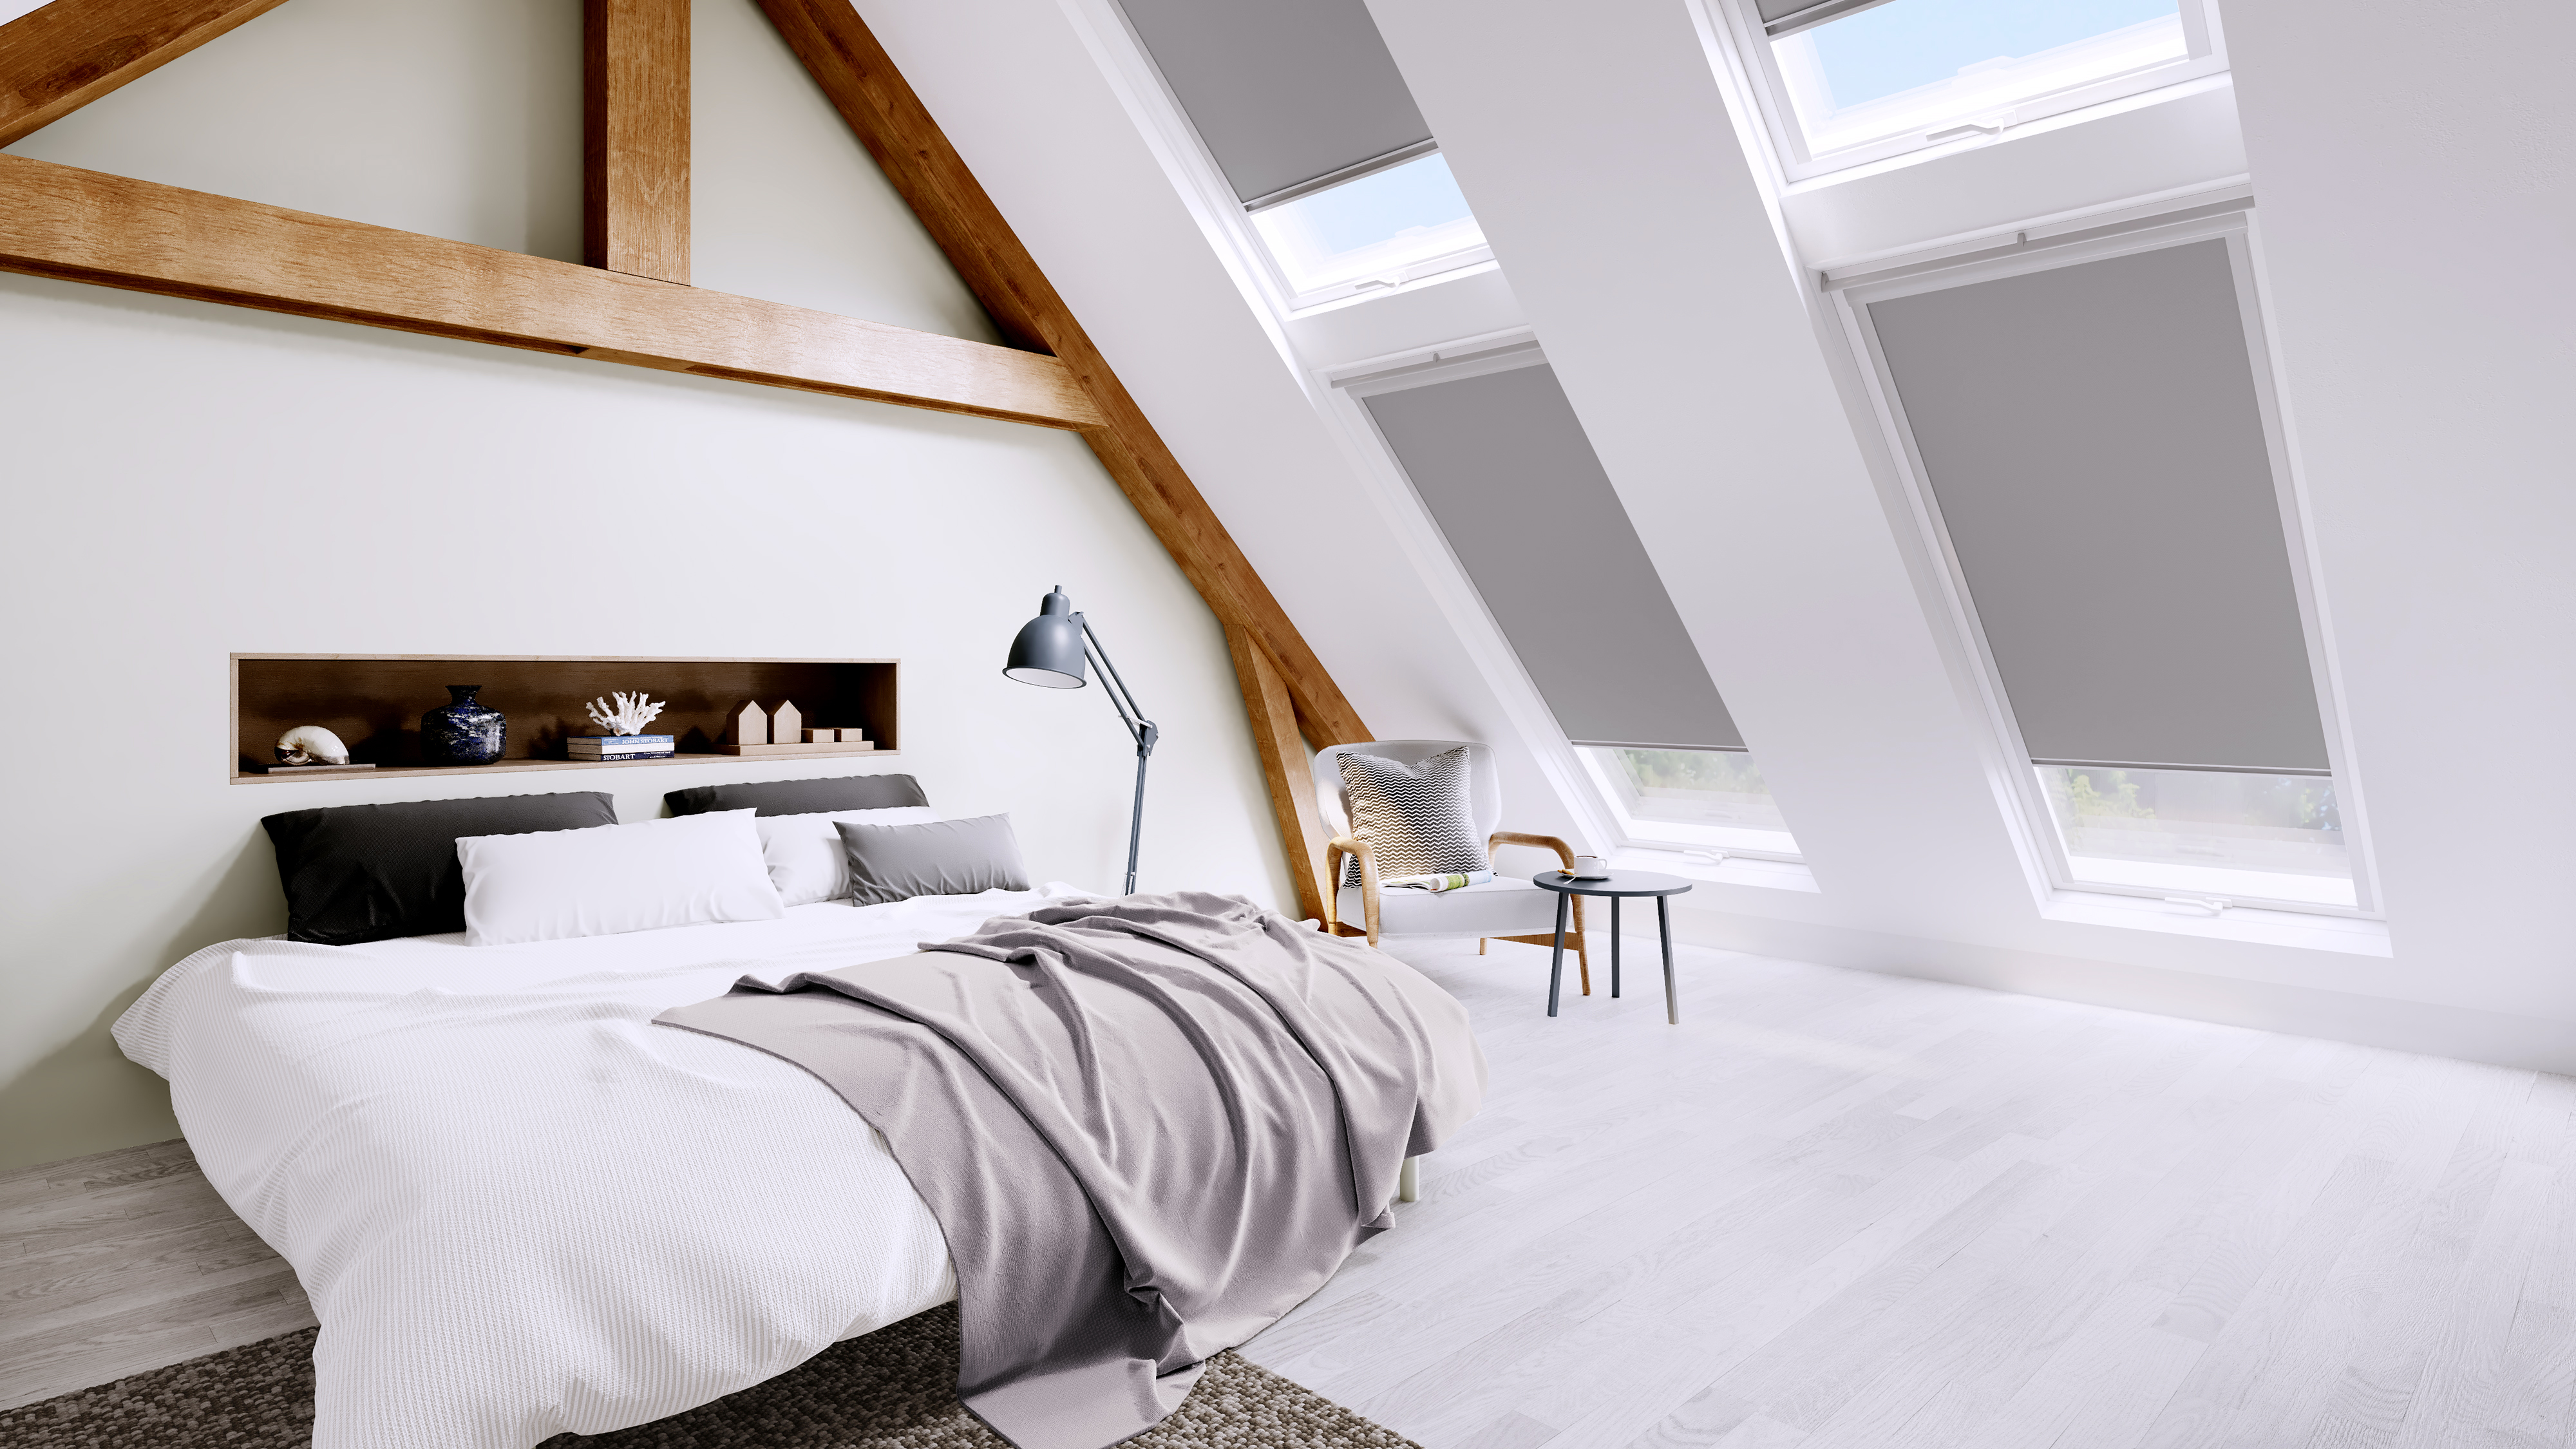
left=755, top=806, right=940, bottom=905
left=458, top=810, right=785, bottom=947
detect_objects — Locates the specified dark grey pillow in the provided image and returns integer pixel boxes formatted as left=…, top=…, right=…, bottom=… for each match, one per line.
left=835, top=813, right=1030, bottom=907
left=665, top=773, right=928, bottom=819
left=261, top=792, right=617, bottom=945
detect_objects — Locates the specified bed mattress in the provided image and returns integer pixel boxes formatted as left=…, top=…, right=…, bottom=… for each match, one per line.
left=113, top=886, right=1090, bottom=1448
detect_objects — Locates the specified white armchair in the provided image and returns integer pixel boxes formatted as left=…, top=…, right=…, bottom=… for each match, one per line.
left=1314, top=740, right=1591, bottom=995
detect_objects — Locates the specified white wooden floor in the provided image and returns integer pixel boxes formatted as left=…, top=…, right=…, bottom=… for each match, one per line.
left=1242, top=934, right=2576, bottom=1449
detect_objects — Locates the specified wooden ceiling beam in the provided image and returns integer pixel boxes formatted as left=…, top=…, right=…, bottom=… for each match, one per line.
left=754, top=0, right=1372, bottom=748
left=0, top=0, right=290, bottom=147
left=0, top=153, right=1103, bottom=429
left=583, top=0, right=690, bottom=284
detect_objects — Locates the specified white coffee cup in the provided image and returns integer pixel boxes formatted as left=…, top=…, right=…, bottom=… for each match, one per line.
left=1567, top=855, right=1611, bottom=879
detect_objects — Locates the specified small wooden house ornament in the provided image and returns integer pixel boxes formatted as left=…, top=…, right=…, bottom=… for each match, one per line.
left=729, top=701, right=768, bottom=747
left=770, top=700, right=803, bottom=744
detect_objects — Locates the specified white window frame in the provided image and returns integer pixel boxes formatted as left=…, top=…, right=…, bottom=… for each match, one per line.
left=1571, top=747, right=1804, bottom=861
left=1826, top=205, right=2381, bottom=917
left=1058, top=0, right=1496, bottom=315
left=1706, top=0, right=2231, bottom=183
left=1314, top=334, right=1806, bottom=867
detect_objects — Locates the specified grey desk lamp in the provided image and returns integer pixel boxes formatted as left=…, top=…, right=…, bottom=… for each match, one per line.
left=1005, top=586, right=1158, bottom=895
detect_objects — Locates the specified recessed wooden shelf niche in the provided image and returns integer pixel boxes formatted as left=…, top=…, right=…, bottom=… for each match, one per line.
left=232, top=655, right=898, bottom=784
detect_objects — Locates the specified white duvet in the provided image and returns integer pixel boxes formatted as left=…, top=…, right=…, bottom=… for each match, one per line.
left=113, top=886, right=1090, bottom=1448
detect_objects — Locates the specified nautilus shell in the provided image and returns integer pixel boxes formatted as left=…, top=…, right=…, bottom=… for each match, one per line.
left=275, top=724, right=351, bottom=766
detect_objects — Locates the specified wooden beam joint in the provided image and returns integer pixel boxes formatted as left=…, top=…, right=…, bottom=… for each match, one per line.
left=0, top=153, right=1104, bottom=429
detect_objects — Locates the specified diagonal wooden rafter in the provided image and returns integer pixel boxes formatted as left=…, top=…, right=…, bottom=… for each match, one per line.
left=0, top=0, right=287, bottom=146
left=752, top=0, right=1372, bottom=751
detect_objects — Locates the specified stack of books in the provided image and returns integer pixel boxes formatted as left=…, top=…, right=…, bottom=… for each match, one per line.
left=569, top=734, right=674, bottom=761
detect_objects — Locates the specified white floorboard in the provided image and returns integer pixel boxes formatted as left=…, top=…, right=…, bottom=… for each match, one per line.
left=1242, top=934, right=2576, bottom=1449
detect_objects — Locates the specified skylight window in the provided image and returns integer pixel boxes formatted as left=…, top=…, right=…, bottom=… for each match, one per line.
left=1110, top=0, right=1490, bottom=308
left=1583, top=748, right=1799, bottom=857
left=1842, top=223, right=2372, bottom=916
left=1247, top=151, right=1487, bottom=301
left=2037, top=765, right=2354, bottom=907
left=1738, top=0, right=2224, bottom=175
left=1347, top=354, right=1803, bottom=865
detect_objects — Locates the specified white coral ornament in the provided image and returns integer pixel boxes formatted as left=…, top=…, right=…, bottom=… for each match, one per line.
left=275, top=725, right=350, bottom=765
left=584, top=691, right=666, bottom=736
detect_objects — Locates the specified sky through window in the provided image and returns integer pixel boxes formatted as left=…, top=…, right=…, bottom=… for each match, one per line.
left=1807, top=0, right=2179, bottom=109
left=1281, top=153, right=1474, bottom=254
left=1250, top=151, right=1484, bottom=297
left=1769, top=0, right=2195, bottom=161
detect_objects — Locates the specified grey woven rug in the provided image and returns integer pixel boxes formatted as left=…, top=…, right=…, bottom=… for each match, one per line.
left=0, top=1303, right=1417, bottom=1448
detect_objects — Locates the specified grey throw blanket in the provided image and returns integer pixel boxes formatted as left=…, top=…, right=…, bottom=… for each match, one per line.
left=656, top=891, right=1484, bottom=1449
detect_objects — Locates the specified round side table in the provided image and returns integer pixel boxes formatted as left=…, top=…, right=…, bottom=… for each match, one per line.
left=1533, top=870, right=1694, bottom=1024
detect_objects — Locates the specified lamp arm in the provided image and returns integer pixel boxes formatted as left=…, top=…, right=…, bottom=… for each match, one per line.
left=1079, top=619, right=1156, bottom=896
left=1080, top=621, right=1156, bottom=754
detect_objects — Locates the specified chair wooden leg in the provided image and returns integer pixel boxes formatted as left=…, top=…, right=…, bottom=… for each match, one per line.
left=1575, top=896, right=1592, bottom=995
left=1479, top=937, right=1488, bottom=955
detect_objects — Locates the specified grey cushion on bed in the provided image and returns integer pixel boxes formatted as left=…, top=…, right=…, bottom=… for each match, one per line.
left=665, top=773, right=927, bottom=819
left=836, top=813, right=1030, bottom=906
left=262, top=791, right=618, bottom=945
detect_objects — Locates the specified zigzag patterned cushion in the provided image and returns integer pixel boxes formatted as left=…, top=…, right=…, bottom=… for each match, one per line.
left=1338, top=747, right=1490, bottom=889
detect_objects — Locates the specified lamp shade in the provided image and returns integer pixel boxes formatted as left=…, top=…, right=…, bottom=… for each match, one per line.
left=1004, top=587, right=1088, bottom=688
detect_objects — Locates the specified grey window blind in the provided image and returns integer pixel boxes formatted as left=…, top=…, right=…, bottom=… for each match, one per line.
left=1364, top=363, right=1746, bottom=753
left=1118, top=0, right=1433, bottom=204
left=1757, top=0, right=1900, bottom=39
left=1868, top=239, right=2330, bottom=775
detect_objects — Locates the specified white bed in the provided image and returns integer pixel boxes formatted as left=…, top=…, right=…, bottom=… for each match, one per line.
left=113, top=885, right=1092, bottom=1448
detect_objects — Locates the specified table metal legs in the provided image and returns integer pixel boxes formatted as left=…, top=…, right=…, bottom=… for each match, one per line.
left=1546, top=889, right=1681, bottom=1023
left=1547, top=891, right=1571, bottom=1016
left=1660, top=895, right=1679, bottom=1025
left=1611, top=896, right=1622, bottom=998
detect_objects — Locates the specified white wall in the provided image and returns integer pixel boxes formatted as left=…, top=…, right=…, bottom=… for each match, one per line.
left=690, top=0, right=1003, bottom=339
left=7, top=0, right=588, bottom=262
left=0, top=0, right=1290, bottom=1171
left=2217, top=1, right=2576, bottom=1033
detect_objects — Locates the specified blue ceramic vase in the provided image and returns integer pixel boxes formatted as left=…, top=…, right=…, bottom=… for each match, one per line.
left=422, top=685, right=506, bottom=765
